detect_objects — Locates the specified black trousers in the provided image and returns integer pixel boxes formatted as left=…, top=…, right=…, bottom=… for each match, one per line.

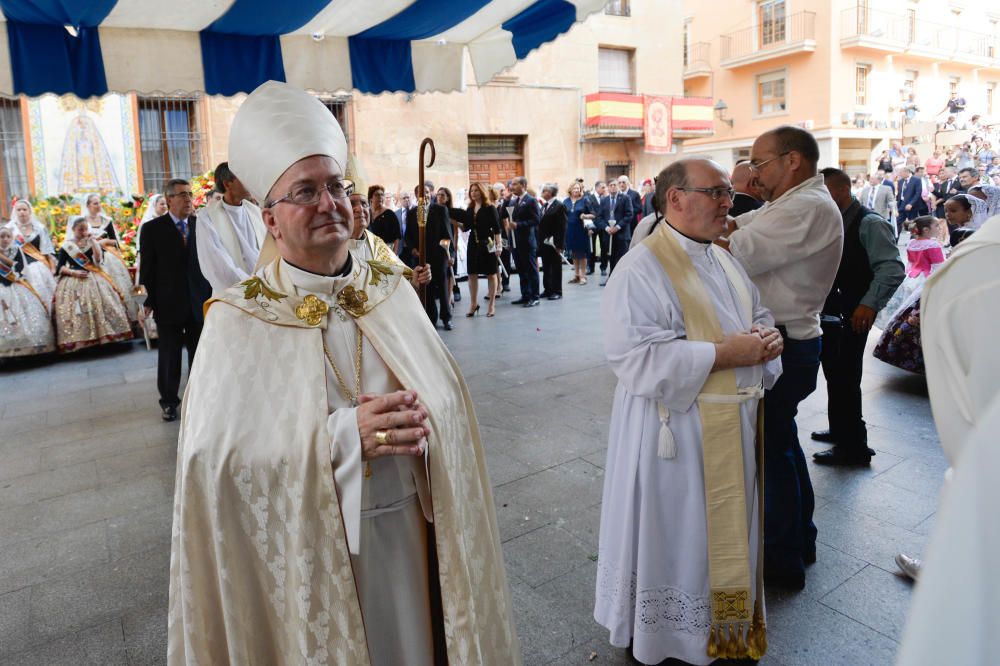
left=588, top=230, right=609, bottom=272
left=156, top=316, right=202, bottom=408
left=513, top=239, right=540, bottom=300
left=608, top=238, right=629, bottom=275
left=423, top=257, right=451, bottom=326
left=819, top=318, right=868, bottom=450
left=539, top=244, right=563, bottom=296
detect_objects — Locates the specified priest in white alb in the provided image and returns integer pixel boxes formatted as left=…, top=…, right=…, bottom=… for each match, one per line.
left=168, top=81, right=519, bottom=665
left=195, top=161, right=266, bottom=292
left=594, top=158, right=783, bottom=666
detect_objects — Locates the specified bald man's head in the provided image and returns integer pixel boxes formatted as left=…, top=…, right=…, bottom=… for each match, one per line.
left=731, top=162, right=754, bottom=190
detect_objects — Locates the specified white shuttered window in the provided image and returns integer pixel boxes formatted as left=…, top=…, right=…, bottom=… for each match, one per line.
left=598, top=47, right=634, bottom=93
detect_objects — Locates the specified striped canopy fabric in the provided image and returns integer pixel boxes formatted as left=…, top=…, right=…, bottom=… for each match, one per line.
left=0, top=0, right=607, bottom=97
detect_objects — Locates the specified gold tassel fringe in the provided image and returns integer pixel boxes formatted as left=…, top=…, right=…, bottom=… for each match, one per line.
left=706, top=625, right=719, bottom=658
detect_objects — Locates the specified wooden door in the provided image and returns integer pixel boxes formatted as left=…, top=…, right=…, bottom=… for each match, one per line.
left=468, top=159, right=524, bottom=186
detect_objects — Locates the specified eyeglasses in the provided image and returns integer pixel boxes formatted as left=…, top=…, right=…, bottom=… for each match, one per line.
left=748, top=151, right=790, bottom=173
left=676, top=186, right=735, bottom=201
left=167, top=191, right=193, bottom=199
left=267, top=179, right=352, bottom=208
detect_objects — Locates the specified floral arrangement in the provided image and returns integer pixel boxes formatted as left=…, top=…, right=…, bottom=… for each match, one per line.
left=13, top=170, right=216, bottom=268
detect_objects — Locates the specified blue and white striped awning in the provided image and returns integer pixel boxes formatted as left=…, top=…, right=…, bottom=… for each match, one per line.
left=0, top=0, right=607, bottom=97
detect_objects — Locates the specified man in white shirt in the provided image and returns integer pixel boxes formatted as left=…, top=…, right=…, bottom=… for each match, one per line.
left=719, top=125, right=843, bottom=590
left=196, top=161, right=267, bottom=291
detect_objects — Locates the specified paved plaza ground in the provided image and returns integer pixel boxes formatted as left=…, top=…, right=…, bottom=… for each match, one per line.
left=0, top=274, right=942, bottom=665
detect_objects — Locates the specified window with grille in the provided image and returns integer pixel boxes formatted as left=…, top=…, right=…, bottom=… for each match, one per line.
left=949, top=77, right=961, bottom=94
left=757, top=70, right=787, bottom=115
left=468, top=135, right=525, bottom=158
left=0, top=97, right=29, bottom=216
left=855, top=64, right=871, bottom=107
left=903, top=70, right=918, bottom=95
left=318, top=96, right=351, bottom=144
left=598, top=47, right=635, bottom=93
left=604, top=0, right=630, bottom=17
left=137, top=95, right=205, bottom=194
left=759, top=0, right=786, bottom=47
left=683, top=20, right=691, bottom=67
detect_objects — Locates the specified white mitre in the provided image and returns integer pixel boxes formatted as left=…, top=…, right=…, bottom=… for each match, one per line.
left=228, top=80, right=348, bottom=270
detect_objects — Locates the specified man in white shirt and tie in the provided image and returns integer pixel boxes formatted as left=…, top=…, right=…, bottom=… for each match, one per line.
left=196, top=161, right=267, bottom=292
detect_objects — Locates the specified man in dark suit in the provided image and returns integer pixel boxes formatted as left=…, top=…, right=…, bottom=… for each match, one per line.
left=616, top=175, right=643, bottom=233
left=502, top=176, right=541, bottom=307
left=604, top=180, right=633, bottom=284
left=538, top=184, right=567, bottom=300
left=396, top=192, right=416, bottom=267
left=729, top=161, right=764, bottom=217
left=932, top=166, right=962, bottom=218
left=138, top=178, right=212, bottom=421
left=896, top=167, right=923, bottom=237
left=403, top=185, right=453, bottom=329
left=586, top=181, right=609, bottom=276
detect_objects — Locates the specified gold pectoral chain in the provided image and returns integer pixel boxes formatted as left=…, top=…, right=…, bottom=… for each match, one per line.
left=321, top=327, right=372, bottom=478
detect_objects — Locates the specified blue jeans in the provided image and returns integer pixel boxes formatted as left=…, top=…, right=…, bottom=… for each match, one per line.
left=763, top=334, right=821, bottom=574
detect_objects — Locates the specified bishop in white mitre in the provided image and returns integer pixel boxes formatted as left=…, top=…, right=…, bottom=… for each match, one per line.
left=167, top=81, right=519, bottom=666
left=594, top=158, right=783, bottom=666
left=195, top=161, right=267, bottom=292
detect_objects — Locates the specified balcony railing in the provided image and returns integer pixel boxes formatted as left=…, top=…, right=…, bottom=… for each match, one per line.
left=840, top=7, right=997, bottom=62
left=720, top=11, right=816, bottom=65
left=684, top=41, right=712, bottom=77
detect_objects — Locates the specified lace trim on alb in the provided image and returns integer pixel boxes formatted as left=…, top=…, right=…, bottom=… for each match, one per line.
left=597, top=556, right=712, bottom=636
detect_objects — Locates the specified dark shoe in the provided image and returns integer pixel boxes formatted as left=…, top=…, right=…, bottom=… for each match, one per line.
left=523, top=299, right=540, bottom=307
left=810, top=429, right=837, bottom=443
left=161, top=405, right=178, bottom=422
left=511, top=298, right=529, bottom=305
left=540, top=291, right=552, bottom=298
left=547, top=294, right=562, bottom=300
left=764, top=567, right=806, bottom=590
left=812, top=448, right=872, bottom=466
left=442, top=321, right=454, bottom=331
left=466, top=305, right=480, bottom=317
left=599, top=279, right=608, bottom=287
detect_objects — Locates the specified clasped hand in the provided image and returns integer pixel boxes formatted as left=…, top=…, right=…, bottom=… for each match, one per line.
left=713, top=325, right=783, bottom=370
left=356, top=390, right=429, bottom=460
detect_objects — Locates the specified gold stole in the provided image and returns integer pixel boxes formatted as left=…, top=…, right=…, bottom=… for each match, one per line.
left=641, top=222, right=767, bottom=660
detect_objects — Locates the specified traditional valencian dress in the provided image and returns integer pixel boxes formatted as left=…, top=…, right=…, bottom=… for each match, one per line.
left=75, top=213, right=140, bottom=326
left=7, top=218, right=57, bottom=309
left=0, top=245, right=55, bottom=357
left=53, top=238, right=133, bottom=353
left=873, top=237, right=947, bottom=374
left=595, top=222, right=781, bottom=666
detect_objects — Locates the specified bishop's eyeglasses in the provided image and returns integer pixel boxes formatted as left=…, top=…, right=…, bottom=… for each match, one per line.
left=266, top=179, right=355, bottom=208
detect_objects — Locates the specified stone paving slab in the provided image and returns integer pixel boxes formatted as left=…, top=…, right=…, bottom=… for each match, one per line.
left=0, top=276, right=943, bottom=664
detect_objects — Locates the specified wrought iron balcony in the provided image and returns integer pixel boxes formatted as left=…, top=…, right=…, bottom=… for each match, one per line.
left=719, top=11, right=816, bottom=69
left=840, top=7, right=999, bottom=66
left=684, top=41, right=712, bottom=79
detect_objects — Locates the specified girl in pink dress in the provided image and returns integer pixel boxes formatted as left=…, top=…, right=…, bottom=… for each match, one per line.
left=875, top=216, right=944, bottom=330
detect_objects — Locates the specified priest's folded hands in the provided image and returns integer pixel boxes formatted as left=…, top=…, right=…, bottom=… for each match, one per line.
left=356, top=389, right=430, bottom=458
left=712, top=325, right=783, bottom=370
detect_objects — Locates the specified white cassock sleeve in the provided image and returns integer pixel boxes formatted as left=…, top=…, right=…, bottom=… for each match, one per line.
left=196, top=213, right=251, bottom=291
left=602, top=256, right=717, bottom=413
left=326, top=408, right=363, bottom=555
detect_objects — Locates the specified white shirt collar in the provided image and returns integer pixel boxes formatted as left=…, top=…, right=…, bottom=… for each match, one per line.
left=281, top=257, right=353, bottom=296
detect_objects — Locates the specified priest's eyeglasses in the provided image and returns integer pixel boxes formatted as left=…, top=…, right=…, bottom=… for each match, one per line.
left=676, top=186, right=735, bottom=201
left=266, top=179, right=353, bottom=208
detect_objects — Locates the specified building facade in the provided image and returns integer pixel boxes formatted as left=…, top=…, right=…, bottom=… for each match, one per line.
left=681, top=0, right=1000, bottom=174
left=1, top=0, right=715, bottom=215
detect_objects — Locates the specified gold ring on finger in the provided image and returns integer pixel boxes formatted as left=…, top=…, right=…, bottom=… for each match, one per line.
left=375, top=429, right=390, bottom=446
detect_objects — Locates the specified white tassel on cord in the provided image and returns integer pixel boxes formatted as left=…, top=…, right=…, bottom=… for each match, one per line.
left=657, top=403, right=676, bottom=459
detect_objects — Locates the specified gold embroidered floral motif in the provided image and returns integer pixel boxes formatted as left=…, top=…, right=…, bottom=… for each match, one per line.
left=366, top=260, right=395, bottom=286
left=240, top=276, right=287, bottom=302
left=294, top=295, right=329, bottom=326
left=337, top=285, right=368, bottom=317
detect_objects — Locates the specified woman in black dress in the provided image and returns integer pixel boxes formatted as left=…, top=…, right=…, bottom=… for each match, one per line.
left=448, top=182, right=502, bottom=317
left=368, top=184, right=402, bottom=255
